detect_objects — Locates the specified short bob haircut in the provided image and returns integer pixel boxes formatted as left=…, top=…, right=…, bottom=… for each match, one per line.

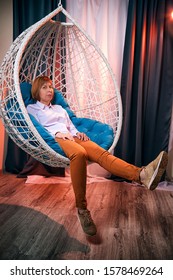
left=31, top=76, right=53, bottom=101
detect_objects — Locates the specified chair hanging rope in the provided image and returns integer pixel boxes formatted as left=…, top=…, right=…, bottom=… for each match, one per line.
left=58, top=0, right=62, bottom=7
left=0, top=6, right=122, bottom=167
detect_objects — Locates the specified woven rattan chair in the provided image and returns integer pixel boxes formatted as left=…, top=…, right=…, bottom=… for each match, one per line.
left=0, top=4, right=122, bottom=167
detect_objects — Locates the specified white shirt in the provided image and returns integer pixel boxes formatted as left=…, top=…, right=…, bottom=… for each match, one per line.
left=27, top=101, right=79, bottom=138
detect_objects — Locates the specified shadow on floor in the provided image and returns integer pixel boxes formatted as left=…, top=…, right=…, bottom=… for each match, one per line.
left=0, top=204, right=90, bottom=260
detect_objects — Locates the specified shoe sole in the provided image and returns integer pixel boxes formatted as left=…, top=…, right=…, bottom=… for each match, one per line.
left=148, top=151, right=168, bottom=190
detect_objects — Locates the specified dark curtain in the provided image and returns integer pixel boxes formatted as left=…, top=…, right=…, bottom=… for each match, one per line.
left=115, top=0, right=173, bottom=168
left=13, top=0, right=66, bottom=39
left=5, top=0, right=66, bottom=174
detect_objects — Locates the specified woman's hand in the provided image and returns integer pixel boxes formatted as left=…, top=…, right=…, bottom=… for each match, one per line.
left=76, top=132, right=90, bottom=141
left=55, top=132, right=74, bottom=141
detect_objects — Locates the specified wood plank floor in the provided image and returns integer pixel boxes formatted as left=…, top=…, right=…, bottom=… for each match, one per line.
left=0, top=173, right=173, bottom=260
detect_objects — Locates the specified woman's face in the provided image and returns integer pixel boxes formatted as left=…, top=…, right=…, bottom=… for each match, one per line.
left=39, top=81, right=54, bottom=105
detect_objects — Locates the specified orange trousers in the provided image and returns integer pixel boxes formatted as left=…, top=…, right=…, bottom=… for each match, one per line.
left=56, top=137, right=141, bottom=209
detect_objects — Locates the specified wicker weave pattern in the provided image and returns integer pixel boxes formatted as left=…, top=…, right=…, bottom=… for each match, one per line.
left=0, top=6, right=122, bottom=167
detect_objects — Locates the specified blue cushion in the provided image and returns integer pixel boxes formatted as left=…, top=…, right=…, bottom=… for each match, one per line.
left=52, top=88, right=76, bottom=118
left=19, top=82, right=114, bottom=156
left=20, top=83, right=34, bottom=106
left=72, top=117, right=114, bottom=150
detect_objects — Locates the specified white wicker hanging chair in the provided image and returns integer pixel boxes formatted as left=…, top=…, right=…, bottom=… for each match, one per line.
left=0, top=4, right=122, bottom=168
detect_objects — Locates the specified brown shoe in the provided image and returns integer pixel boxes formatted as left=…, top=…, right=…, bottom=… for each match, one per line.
left=78, top=209, right=97, bottom=236
left=140, top=151, right=168, bottom=190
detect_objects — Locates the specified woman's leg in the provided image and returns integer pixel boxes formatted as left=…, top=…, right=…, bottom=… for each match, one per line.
left=56, top=138, right=97, bottom=236
left=74, top=138, right=141, bottom=181
left=55, top=138, right=88, bottom=209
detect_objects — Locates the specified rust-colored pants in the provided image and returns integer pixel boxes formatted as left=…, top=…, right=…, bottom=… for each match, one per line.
left=56, top=137, right=141, bottom=209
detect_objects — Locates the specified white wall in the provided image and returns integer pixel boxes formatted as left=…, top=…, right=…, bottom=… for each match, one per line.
left=0, top=0, right=13, bottom=172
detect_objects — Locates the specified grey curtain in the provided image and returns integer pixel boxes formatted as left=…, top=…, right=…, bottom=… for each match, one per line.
left=115, top=0, right=173, bottom=167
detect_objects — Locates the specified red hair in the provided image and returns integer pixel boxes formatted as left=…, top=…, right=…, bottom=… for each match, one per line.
left=31, top=76, right=52, bottom=101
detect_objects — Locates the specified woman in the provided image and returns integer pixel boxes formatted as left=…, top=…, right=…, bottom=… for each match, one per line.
left=27, top=76, right=168, bottom=236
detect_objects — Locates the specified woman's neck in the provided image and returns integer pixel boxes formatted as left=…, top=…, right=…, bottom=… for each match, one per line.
left=39, top=100, right=51, bottom=106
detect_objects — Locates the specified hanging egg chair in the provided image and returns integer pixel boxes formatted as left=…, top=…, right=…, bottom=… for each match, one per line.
left=0, top=4, right=122, bottom=168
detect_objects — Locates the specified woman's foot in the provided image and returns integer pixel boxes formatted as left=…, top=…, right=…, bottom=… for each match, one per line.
left=139, top=151, right=168, bottom=190
left=78, top=209, right=97, bottom=236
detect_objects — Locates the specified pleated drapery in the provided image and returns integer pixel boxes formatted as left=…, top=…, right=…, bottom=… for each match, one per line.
left=115, top=0, right=173, bottom=167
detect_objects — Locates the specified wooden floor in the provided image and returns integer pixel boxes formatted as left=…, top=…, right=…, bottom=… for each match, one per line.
left=0, top=173, right=173, bottom=260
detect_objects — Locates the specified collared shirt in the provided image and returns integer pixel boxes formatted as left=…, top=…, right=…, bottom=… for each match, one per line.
left=27, top=101, right=79, bottom=138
